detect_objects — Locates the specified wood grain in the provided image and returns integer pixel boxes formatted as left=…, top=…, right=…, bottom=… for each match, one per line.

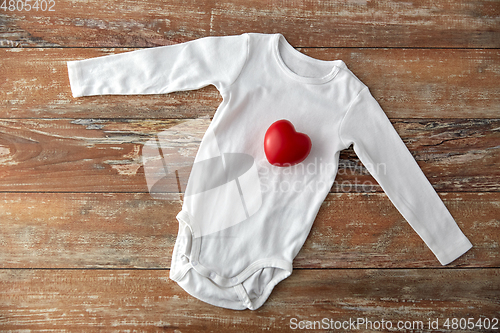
left=1, top=0, right=498, bottom=48
left=0, top=269, right=498, bottom=331
left=0, top=118, right=497, bottom=192
left=1, top=48, right=499, bottom=118
left=339, top=118, right=500, bottom=193
left=0, top=192, right=496, bottom=269
left=1, top=0, right=498, bottom=329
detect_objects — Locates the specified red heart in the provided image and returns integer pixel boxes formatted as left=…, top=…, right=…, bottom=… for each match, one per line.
left=264, top=119, right=312, bottom=167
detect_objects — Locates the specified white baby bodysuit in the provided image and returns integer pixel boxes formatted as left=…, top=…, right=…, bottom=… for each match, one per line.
left=67, top=33, right=473, bottom=310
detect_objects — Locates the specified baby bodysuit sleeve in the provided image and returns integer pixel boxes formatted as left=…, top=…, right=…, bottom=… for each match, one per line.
left=339, top=87, right=472, bottom=265
left=67, top=34, right=249, bottom=97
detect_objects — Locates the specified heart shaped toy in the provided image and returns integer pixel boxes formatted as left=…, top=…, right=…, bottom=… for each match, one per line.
left=264, top=119, right=312, bottom=167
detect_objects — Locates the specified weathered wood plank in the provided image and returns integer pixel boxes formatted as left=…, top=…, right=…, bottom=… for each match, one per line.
left=1, top=48, right=498, bottom=118
left=338, top=118, right=500, bottom=193
left=0, top=269, right=498, bottom=331
left=0, top=0, right=212, bottom=48
left=211, top=0, right=500, bottom=49
left=302, top=192, right=497, bottom=268
left=0, top=193, right=179, bottom=269
left=0, top=48, right=222, bottom=119
left=0, top=118, right=497, bottom=192
left=1, top=0, right=498, bottom=48
left=304, top=48, right=500, bottom=120
left=1, top=0, right=496, bottom=331
left=0, top=192, right=497, bottom=269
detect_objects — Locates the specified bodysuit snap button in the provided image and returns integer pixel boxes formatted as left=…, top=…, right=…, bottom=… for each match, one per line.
left=191, top=261, right=197, bottom=266
left=231, top=277, right=238, bottom=284
left=209, top=272, right=216, bottom=279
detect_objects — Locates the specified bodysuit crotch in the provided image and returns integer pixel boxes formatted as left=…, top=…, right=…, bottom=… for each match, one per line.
left=170, top=209, right=292, bottom=310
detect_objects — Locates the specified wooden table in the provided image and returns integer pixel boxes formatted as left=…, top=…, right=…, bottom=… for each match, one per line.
left=1, top=1, right=499, bottom=331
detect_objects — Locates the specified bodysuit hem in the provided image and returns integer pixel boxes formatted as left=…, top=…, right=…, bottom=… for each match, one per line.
left=170, top=209, right=293, bottom=310
left=171, top=264, right=292, bottom=310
